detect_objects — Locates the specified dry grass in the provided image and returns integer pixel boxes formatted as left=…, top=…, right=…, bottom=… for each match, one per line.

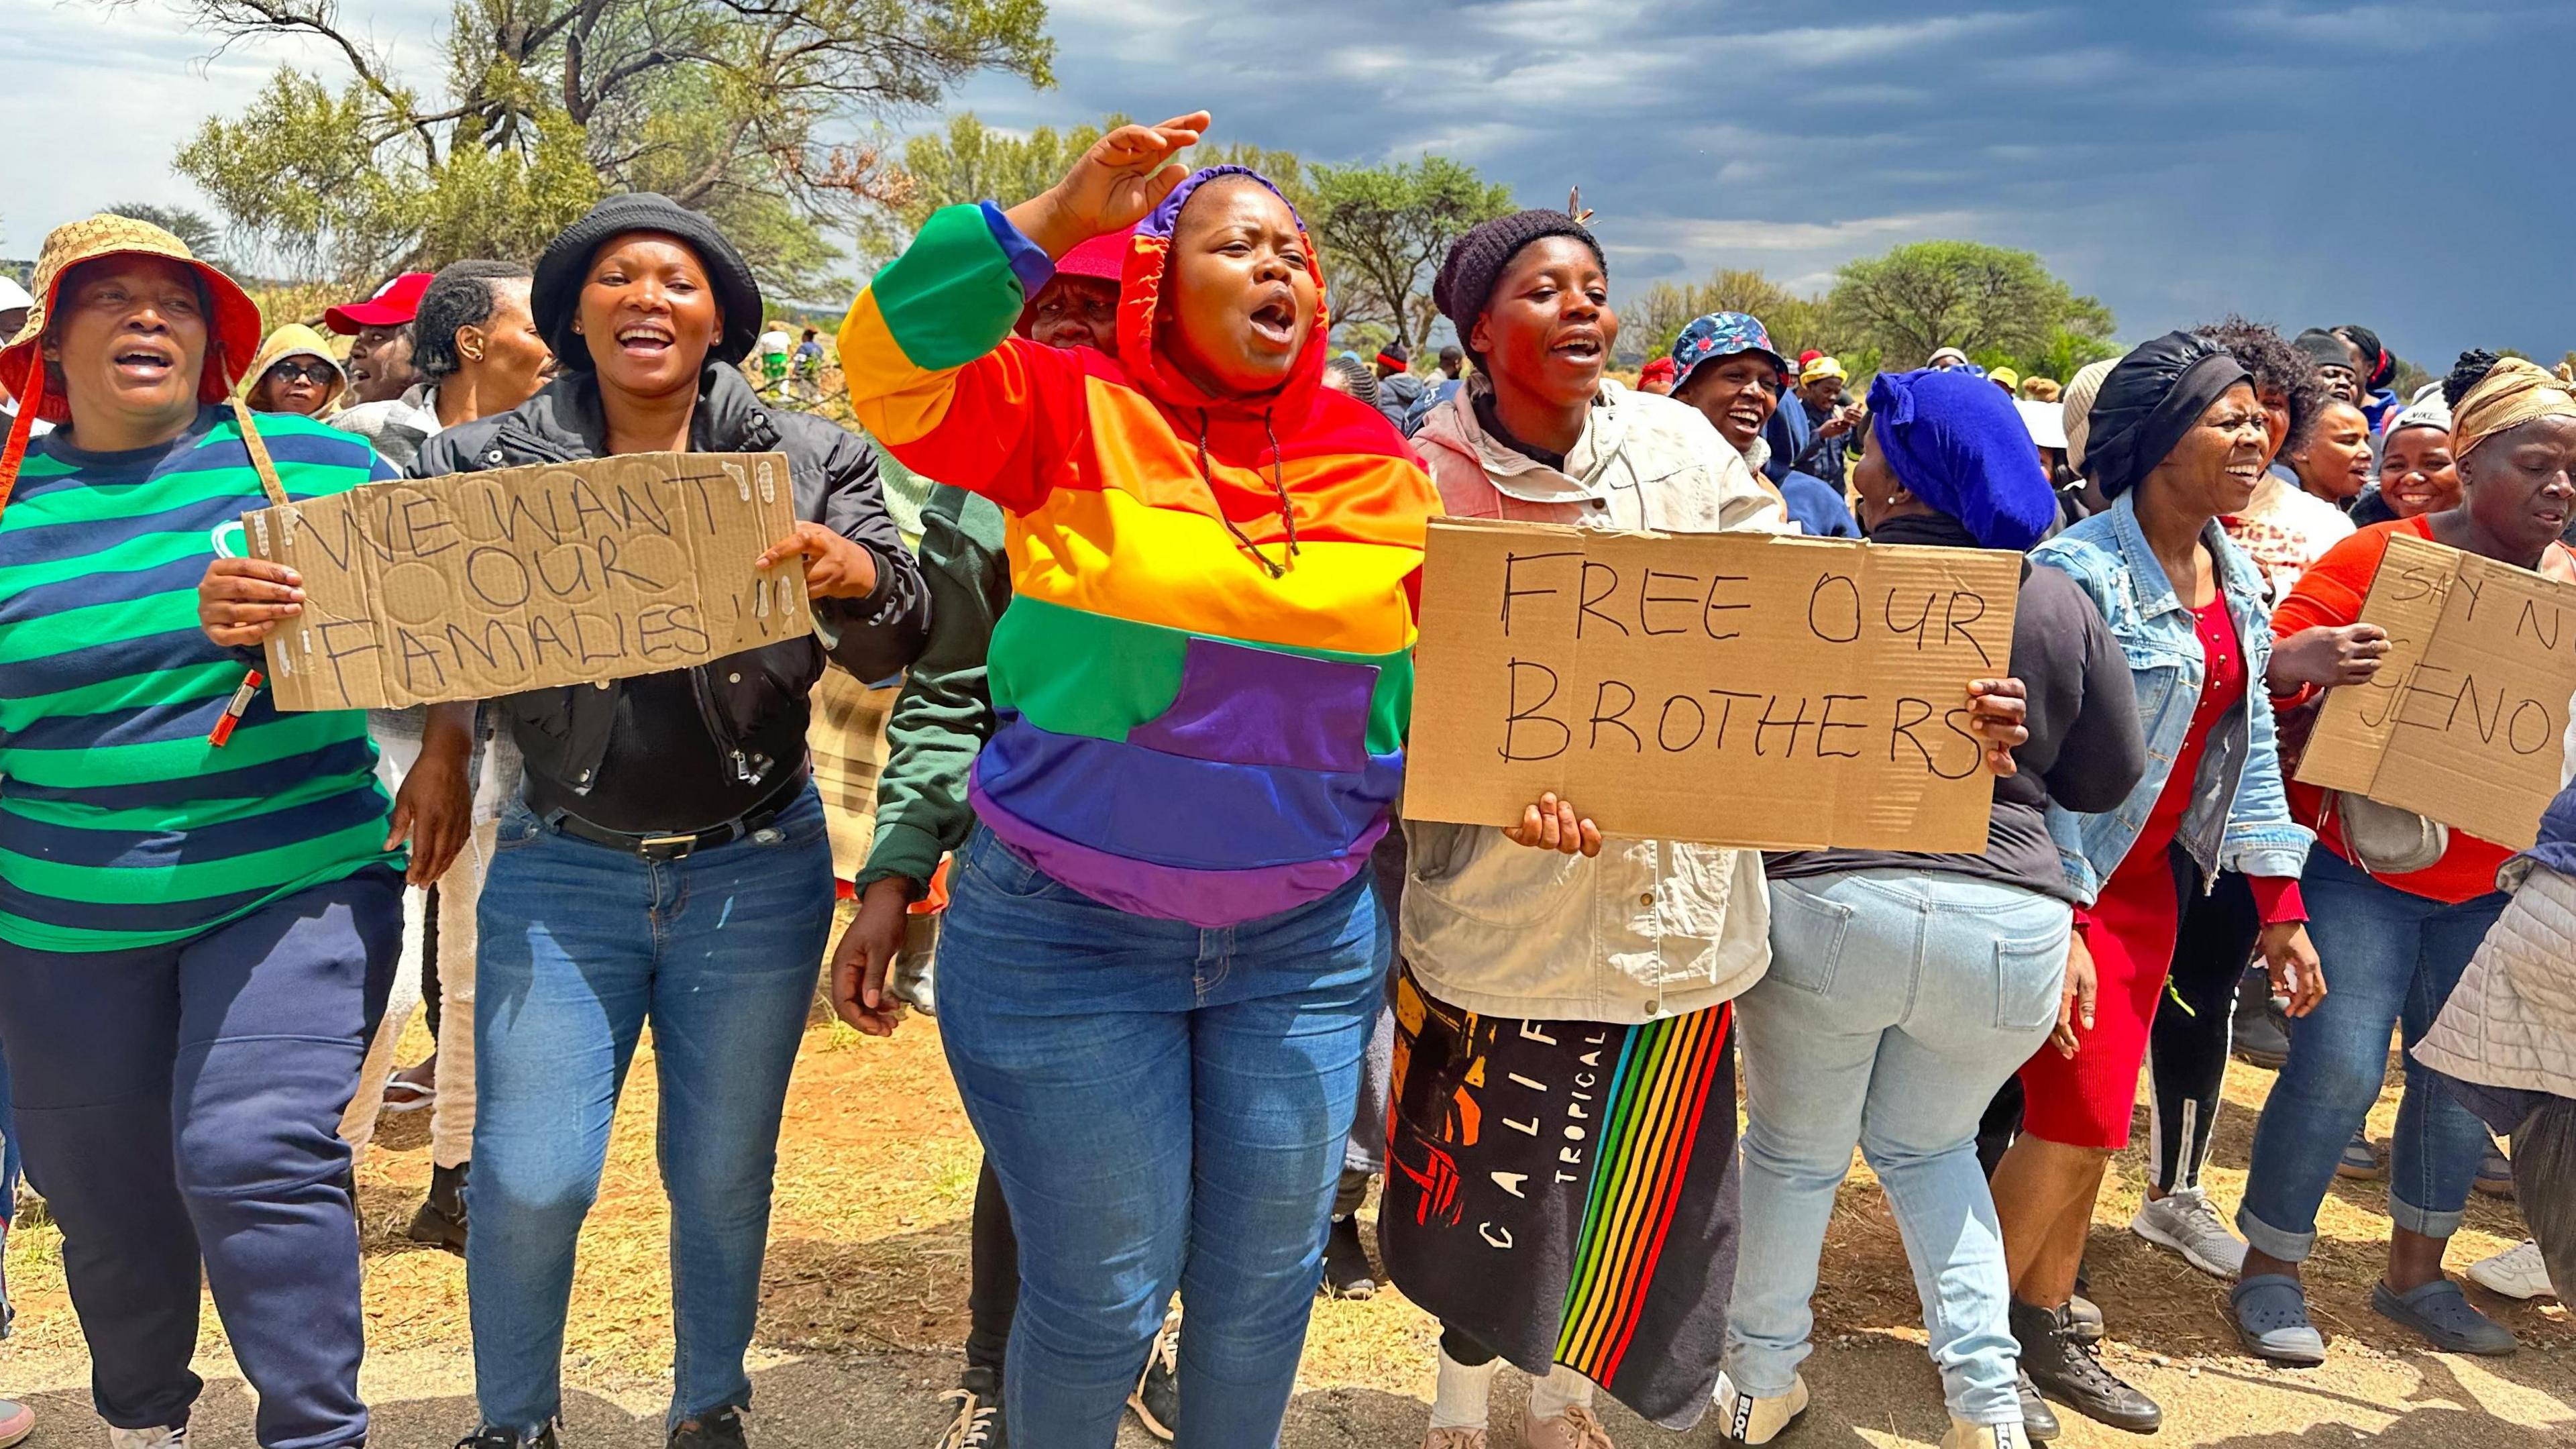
left=2, top=963, right=2565, bottom=1415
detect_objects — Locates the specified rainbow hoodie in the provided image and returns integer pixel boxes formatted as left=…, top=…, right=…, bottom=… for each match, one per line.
left=839, top=168, right=1440, bottom=927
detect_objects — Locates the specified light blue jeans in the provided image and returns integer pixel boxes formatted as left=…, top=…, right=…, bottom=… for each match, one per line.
left=934, top=825, right=1389, bottom=1449
left=2238, top=847, right=2506, bottom=1260
left=1729, top=870, right=2071, bottom=1426
left=468, top=785, right=835, bottom=1435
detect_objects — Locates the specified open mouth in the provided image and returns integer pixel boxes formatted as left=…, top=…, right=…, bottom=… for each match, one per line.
left=616, top=321, right=676, bottom=356
left=1726, top=405, right=1766, bottom=433
left=1551, top=329, right=1605, bottom=365
left=113, top=343, right=176, bottom=380
left=1246, top=289, right=1297, bottom=350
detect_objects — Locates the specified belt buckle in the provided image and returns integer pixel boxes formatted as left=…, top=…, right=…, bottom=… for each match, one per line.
left=638, top=833, right=697, bottom=861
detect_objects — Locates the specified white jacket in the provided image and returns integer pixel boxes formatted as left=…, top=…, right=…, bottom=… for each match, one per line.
left=1401, top=381, right=1787, bottom=1025
left=2414, top=859, right=2576, bottom=1102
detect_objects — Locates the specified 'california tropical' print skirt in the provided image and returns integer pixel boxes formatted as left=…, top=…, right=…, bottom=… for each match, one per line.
left=1377, top=965, right=1739, bottom=1430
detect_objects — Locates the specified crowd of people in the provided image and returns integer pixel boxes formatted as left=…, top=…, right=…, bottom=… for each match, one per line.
left=0, top=107, right=2570, bottom=1449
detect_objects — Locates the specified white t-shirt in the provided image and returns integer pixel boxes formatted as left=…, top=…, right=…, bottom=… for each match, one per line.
left=2227, top=469, right=2356, bottom=604
left=757, top=329, right=793, bottom=360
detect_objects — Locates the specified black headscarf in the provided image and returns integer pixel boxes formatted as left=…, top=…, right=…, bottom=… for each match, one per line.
left=2081, top=331, right=2251, bottom=499
left=532, top=193, right=764, bottom=371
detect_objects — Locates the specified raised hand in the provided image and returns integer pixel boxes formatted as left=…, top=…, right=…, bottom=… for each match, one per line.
left=1007, top=111, right=1212, bottom=258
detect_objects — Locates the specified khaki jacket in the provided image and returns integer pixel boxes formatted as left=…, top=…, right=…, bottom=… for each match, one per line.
left=1401, top=381, right=1788, bottom=1024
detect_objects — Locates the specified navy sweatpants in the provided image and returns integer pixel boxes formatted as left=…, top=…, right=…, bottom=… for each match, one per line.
left=0, top=869, right=400, bottom=1449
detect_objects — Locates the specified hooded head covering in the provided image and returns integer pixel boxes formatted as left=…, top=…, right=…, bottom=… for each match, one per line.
left=2061, top=356, right=2121, bottom=472
left=2080, top=331, right=2251, bottom=498
left=1669, top=312, right=1786, bottom=394
left=0, top=213, right=265, bottom=507
left=1430, top=209, right=1605, bottom=365
left=2451, top=358, right=2576, bottom=461
left=1867, top=368, right=2057, bottom=551
left=1116, top=165, right=1335, bottom=419
left=533, top=193, right=763, bottom=371
left=237, top=323, right=348, bottom=411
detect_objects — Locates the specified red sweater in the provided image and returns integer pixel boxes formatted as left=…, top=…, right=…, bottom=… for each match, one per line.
left=2271, top=518, right=2576, bottom=902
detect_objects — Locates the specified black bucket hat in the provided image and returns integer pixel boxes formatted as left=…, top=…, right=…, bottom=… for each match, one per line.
left=533, top=193, right=763, bottom=370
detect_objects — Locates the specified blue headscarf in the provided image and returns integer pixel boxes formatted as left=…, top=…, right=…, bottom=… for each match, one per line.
left=1867, top=368, right=2057, bottom=552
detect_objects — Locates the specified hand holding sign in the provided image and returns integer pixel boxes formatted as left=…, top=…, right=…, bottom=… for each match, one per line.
left=199, top=556, right=305, bottom=648
left=1502, top=792, right=1605, bottom=857
left=756, top=521, right=879, bottom=600
left=2269, top=623, right=2390, bottom=692
left=1966, top=678, right=2029, bottom=777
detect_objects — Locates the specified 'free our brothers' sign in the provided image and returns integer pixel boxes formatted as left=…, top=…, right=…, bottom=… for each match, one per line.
left=246, top=452, right=810, bottom=710
left=2298, top=531, right=2576, bottom=851
left=1403, top=518, right=2021, bottom=851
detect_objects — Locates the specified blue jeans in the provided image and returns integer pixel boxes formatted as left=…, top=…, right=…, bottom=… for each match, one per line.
left=0, top=870, right=401, bottom=1448
left=1729, top=871, right=2070, bottom=1426
left=2239, top=847, right=2506, bottom=1260
left=934, top=826, right=1388, bottom=1449
left=469, top=785, right=835, bottom=1434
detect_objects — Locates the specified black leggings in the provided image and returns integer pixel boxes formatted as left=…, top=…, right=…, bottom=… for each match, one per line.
left=1440, top=1322, right=1499, bottom=1368
left=965, top=1158, right=1020, bottom=1373
left=2146, top=871, right=2260, bottom=1194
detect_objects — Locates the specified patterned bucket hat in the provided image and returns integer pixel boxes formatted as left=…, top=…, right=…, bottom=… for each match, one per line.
left=1, top=213, right=265, bottom=428
left=1670, top=311, right=1787, bottom=394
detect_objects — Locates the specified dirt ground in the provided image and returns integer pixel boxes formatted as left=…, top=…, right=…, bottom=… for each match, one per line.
left=1, top=993, right=2567, bottom=1448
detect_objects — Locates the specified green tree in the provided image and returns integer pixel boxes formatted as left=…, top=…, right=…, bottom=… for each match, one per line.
left=156, top=0, right=1055, bottom=300
left=1826, top=240, right=2112, bottom=372
left=102, top=203, right=230, bottom=269
left=1305, top=156, right=1513, bottom=358
left=1620, top=268, right=1831, bottom=368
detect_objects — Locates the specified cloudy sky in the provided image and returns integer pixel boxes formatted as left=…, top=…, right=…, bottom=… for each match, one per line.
left=2, top=0, right=2564, bottom=370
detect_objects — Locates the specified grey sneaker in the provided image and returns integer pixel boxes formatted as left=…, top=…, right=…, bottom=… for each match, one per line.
left=2131, top=1187, right=2248, bottom=1278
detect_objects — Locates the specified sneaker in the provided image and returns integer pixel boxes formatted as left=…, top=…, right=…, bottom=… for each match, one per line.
left=0, top=1401, right=27, bottom=1449
left=936, top=1368, right=1006, bottom=1449
left=407, top=1161, right=470, bottom=1254
left=2010, top=1299, right=2161, bottom=1435
left=2336, top=1132, right=2384, bottom=1181
left=2465, top=1240, right=2558, bottom=1301
left=2131, top=1188, right=2248, bottom=1278
left=1521, top=1402, right=1616, bottom=1449
left=2065, top=1293, right=2104, bottom=1344
left=1322, top=1214, right=1377, bottom=1299
left=109, top=1428, right=189, bottom=1449
left=1420, top=1431, right=1488, bottom=1449
left=1713, top=1372, right=1808, bottom=1444
left=2015, top=1371, right=2060, bottom=1441
left=1943, top=1420, right=2033, bottom=1449
left=2231, top=970, right=2290, bottom=1069
left=457, top=1430, right=557, bottom=1449
left=1127, top=1308, right=1179, bottom=1442
left=2474, top=1144, right=2515, bottom=1199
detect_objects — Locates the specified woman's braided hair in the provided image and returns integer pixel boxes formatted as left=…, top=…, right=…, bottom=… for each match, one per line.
left=2443, top=349, right=2504, bottom=409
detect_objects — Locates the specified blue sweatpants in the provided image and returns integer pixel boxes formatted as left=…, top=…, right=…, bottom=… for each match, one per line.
left=0, top=868, right=400, bottom=1449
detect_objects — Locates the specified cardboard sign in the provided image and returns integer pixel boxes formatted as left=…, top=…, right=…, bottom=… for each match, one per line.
left=1404, top=518, right=2022, bottom=851
left=247, top=452, right=811, bottom=710
left=2296, top=531, right=2576, bottom=850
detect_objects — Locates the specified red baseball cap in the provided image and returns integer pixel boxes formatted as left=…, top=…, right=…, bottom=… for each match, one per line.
left=324, top=272, right=433, bottom=333
left=1054, top=227, right=1134, bottom=284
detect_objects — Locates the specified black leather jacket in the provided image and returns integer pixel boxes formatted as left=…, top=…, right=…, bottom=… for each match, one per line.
left=413, top=366, right=930, bottom=804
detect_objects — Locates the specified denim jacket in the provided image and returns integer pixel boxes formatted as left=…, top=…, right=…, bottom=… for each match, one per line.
left=2031, top=492, right=2311, bottom=905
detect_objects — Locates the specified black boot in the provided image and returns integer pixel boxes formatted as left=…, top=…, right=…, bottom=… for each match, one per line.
left=2012, top=1299, right=2160, bottom=1435
left=408, top=1161, right=470, bottom=1254
left=2015, top=1371, right=2061, bottom=1441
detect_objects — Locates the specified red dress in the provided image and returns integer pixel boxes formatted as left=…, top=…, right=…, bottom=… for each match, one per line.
left=2019, top=593, right=2296, bottom=1149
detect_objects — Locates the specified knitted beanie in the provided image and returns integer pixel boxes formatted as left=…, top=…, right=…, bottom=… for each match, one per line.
left=533, top=193, right=764, bottom=370
left=2061, top=356, right=2122, bottom=473
left=1432, top=209, right=1605, bottom=361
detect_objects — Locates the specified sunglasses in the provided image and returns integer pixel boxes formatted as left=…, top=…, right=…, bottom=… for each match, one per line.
left=265, top=360, right=337, bottom=387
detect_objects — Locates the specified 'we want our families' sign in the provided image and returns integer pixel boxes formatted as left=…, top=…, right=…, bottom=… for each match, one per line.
left=1403, top=519, right=2023, bottom=851
left=246, top=452, right=810, bottom=710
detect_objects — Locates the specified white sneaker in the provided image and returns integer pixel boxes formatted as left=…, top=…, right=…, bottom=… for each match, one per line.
left=2465, top=1239, right=2559, bottom=1301
left=1713, top=1372, right=1809, bottom=1445
left=107, top=1427, right=188, bottom=1449
left=1941, top=1419, right=2031, bottom=1449
left=2129, top=1187, right=2247, bottom=1278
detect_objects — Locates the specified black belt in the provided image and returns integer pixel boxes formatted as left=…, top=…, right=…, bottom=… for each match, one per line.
left=549, top=792, right=797, bottom=862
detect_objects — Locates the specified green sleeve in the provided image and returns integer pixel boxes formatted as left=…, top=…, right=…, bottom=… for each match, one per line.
left=855, top=486, right=1012, bottom=893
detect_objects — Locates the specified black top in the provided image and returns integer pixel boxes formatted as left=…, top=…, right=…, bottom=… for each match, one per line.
left=1765, top=513, right=2147, bottom=902
left=525, top=669, right=810, bottom=833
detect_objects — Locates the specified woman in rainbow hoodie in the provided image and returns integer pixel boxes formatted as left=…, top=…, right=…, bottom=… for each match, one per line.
left=838, top=114, right=1441, bottom=1448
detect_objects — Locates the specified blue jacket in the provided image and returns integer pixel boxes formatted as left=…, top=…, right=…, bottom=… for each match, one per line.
left=2031, top=492, right=2312, bottom=904
left=1776, top=470, right=1858, bottom=537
